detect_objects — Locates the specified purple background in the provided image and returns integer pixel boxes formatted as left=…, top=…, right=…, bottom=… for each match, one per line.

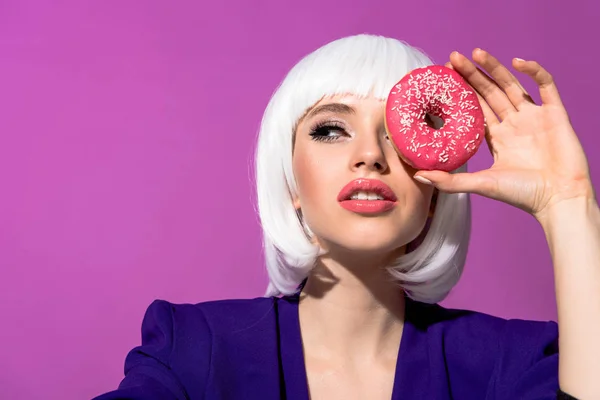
left=0, top=1, right=598, bottom=399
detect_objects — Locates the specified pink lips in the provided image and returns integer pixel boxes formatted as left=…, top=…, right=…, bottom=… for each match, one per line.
left=337, top=178, right=397, bottom=214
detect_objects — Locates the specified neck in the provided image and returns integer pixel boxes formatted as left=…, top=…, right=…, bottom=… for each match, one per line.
left=298, top=250, right=406, bottom=363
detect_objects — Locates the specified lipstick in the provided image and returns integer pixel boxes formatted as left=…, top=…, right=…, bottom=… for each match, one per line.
left=337, top=178, right=397, bottom=214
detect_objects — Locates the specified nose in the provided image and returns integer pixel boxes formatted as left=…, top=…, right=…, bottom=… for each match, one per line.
left=350, top=129, right=389, bottom=173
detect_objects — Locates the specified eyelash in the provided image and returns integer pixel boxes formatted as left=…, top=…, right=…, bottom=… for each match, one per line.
left=308, top=121, right=347, bottom=142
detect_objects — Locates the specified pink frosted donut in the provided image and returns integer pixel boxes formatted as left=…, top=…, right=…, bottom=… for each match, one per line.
left=384, top=65, right=485, bottom=172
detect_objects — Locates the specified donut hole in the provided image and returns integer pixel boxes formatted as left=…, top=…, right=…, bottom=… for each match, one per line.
left=424, top=113, right=444, bottom=130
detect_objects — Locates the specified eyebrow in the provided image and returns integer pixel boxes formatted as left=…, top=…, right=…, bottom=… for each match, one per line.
left=305, top=103, right=356, bottom=120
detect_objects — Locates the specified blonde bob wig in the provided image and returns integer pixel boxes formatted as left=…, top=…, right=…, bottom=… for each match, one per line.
left=255, top=34, right=470, bottom=304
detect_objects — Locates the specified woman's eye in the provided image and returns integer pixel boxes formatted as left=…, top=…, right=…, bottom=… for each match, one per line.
left=308, top=124, right=346, bottom=142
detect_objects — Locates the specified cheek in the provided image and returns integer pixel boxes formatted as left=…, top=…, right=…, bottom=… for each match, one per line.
left=292, top=151, right=334, bottom=207
left=412, top=185, right=434, bottom=212
left=413, top=187, right=436, bottom=231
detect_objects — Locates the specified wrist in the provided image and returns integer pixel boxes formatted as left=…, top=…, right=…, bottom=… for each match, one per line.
left=537, top=196, right=600, bottom=236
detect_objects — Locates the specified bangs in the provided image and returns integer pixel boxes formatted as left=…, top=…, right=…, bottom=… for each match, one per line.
left=284, top=35, right=435, bottom=123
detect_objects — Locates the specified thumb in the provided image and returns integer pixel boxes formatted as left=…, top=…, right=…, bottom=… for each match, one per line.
left=414, top=170, right=497, bottom=196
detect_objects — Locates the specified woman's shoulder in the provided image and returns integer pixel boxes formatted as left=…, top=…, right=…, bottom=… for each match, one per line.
left=409, top=299, right=559, bottom=397
left=93, top=296, right=283, bottom=399
left=410, top=298, right=558, bottom=344
left=144, top=295, right=279, bottom=335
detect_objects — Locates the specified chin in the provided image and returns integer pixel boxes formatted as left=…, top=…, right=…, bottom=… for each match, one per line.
left=347, top=239, right=402, bottom=254
left=325, top=233, right=407, bottom=257
left=308, top=216, right=424, bottom=258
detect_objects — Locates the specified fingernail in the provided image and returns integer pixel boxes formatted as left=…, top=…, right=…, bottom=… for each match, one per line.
left=514, top=57, right=525, bottom=62
left=414, top=175, right=433, bottom=185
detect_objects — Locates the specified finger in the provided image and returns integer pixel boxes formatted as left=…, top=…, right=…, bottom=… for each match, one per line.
left=513, top=58, right=563, bottom=107
left=510, top=58, right=536, bottom=105
left=471, top=49, right=536, bottom=110
left=414, top=170, right=498, bottom=197
left=449, top=50, right=516, bottom=120
left=445, top=62, right=500, bottom=127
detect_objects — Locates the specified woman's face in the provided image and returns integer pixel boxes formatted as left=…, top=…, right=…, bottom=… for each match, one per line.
left=292, top=94, right=435, bottom=258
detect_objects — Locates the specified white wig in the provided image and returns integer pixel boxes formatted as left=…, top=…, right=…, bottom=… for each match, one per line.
left=254, top=34, right=471, bottom=304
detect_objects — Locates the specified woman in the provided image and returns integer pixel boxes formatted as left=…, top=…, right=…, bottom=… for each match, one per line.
left=94, top=34, right=599, bottom=399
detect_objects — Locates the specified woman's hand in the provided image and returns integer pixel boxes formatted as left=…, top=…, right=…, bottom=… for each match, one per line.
left=415, top=48, right=595, bottom=222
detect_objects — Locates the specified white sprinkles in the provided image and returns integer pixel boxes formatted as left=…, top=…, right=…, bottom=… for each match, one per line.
left=388, top=67, right=483, bottom=166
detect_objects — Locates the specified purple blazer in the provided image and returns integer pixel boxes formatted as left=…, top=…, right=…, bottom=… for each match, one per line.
left=93, top=293, right=560, bottom=399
